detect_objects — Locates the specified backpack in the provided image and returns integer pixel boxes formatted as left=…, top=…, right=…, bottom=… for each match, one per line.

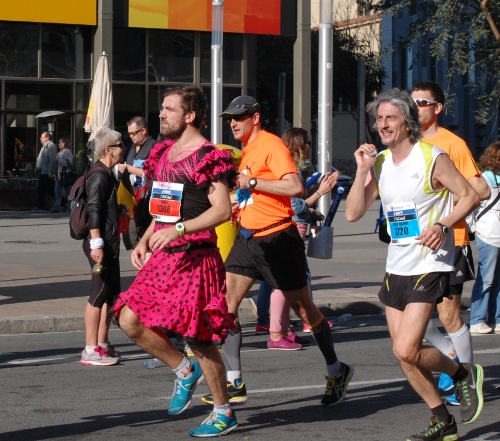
left=67, top=167, right=104, bottom=240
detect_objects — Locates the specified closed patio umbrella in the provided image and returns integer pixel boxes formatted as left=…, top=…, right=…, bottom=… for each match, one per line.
left=85, top=52, right=114, bottom=143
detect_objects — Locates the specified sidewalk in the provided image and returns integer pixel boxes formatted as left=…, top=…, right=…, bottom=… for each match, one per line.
left=0, top=202, right=474, bottom=335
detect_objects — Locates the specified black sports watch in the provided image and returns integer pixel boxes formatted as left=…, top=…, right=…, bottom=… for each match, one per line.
left=248, top=177, right=257, bottom=189
left=434, top=222, right=449, bottom=236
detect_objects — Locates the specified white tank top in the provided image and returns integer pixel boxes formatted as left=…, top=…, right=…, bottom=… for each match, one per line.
left=374, top=141, right=455, bottom=276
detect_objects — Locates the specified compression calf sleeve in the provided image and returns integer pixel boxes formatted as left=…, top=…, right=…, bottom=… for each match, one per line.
left=449, top=324, right=473, bottom=364
left=312, top=317, right=338, bottom=365
left=222, top=317, right=242, bottom=372
left=424, top=320, right=457, bottom=359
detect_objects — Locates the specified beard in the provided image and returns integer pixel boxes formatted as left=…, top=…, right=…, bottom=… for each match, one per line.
left=161, top=119, right=187, bottom=140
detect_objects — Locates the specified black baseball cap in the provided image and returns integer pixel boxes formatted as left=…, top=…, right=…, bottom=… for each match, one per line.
left=219, top=95, right=261, bottom=117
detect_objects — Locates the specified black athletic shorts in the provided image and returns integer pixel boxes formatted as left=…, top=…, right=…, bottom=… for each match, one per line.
left=225, top=225, right=307, bottom=292
left=449, top=245, right=475, bottom=292
left=83, top=240, right=121, bottom=308
left=378, top=272, right=452, bottom=311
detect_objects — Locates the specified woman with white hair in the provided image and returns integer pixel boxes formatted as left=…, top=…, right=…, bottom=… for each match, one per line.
left=80, top=127, right=124, bottom=366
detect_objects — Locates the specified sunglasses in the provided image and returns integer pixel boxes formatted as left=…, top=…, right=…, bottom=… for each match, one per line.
left=108, top=142, right=123, bottom=149
left=128, top=128, right=143, bottom=137
left=225, top=113, right=252, bottom=123
left=414, top=98, right=439, bottom=107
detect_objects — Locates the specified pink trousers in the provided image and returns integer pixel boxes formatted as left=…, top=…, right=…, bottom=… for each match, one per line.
left=269, top=222, right=308, bottom=333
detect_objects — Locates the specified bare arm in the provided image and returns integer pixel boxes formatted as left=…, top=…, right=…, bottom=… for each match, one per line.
left=117, top=163, right=144, bottom=178
left=238, top=172, right=303, bottom=197
left=417, top=153, right=480, bottom=250
left=345, top=144, right=379, bottom=221
left=304, top=172, right=338, bottom=207
left=148, top=179, right=232, bottom=251
left=468, top=175, right=490, bottom=201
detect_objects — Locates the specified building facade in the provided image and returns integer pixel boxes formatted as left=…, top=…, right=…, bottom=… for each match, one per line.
left=0, top=0, right=296, bottom=177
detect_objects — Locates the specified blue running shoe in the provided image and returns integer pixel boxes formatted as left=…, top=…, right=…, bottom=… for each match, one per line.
left=168, top=361, right=204, bottom=416
left=438, top=357, right=459, bottom=393
left=444, top=393, right=460, bottom=406
left=189, top=410, right=238, bottom=437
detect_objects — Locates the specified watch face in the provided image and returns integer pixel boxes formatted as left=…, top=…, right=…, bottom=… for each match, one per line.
left=249, top=178, right=257, bottom=188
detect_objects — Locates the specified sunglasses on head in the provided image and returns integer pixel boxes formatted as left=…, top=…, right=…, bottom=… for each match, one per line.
left=414, top=98, right=439, bottom=107
left=108, top=142, right=123, bottom=149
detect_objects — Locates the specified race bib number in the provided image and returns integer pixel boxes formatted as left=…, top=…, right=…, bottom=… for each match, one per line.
left=149, top=181, right=184, bottom=223
left=386, top=202, right=421, bottom=245
left=236, top=188, right=254, bottom=209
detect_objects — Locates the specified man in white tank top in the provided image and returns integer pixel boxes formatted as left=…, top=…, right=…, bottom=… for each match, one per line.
left=345, top=88, right=484, bottom=440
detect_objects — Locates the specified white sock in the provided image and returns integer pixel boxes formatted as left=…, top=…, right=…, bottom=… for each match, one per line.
left=326, top=361, right=341, bottom=377
left=227, top=371, right=242, bottom=386
left=213, top=403, right=231, bottom=416
left=173, top=357, right=194, bottom=380
left=424, top=320, right=457, bottom=359
left=449, top=324, right=473, bottom=364
left=98, top=341, right=109, bottom=348
left=85, top=345, right=98, bottom=354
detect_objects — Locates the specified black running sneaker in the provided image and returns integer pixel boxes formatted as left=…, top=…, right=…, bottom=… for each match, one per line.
left=321, top=362, right=353, bottom=406
left=455, top=362, right=484, bottom=424
left=407, top=415, right=458, bottom=441
left=201, top=381, right=248, bottom=405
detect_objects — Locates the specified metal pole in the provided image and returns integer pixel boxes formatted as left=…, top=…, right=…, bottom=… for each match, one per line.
left=357, top=57, right=366, bottom=146
left=211, top=0, right=224, bottom=144
left=318, top=0, right=333, bottom=216
left=277, top=72, right=286, bottom=137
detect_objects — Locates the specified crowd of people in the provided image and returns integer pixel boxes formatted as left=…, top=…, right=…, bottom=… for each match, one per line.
left=58, top=81, right=498, bottom=439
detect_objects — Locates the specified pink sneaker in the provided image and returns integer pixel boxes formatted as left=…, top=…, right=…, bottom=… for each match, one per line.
left=267, top=336, right=302, bottom=350
left=303, top=321, right=333, bottom=333
left=286, top=332, right=312, bottom=346
left=255, top=324, right=270, bottom=335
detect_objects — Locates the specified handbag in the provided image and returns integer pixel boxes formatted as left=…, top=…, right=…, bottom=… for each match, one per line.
left=60, top=159, right=77, bottom=187
left=307, top=225, right=334, bottom=259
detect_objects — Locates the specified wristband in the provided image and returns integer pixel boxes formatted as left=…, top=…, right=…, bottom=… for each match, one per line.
left=316, top=191, right=322, bottom=197
left=90, top=238, right=105, bottom=249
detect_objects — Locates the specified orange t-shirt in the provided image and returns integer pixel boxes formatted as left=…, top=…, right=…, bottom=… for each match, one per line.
left=423, top=128, right=481, bottom=246
left=239, top=130, right=298, bottom=237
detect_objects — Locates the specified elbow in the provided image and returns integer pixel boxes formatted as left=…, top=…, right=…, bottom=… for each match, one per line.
left=220, top=205, right=232, bottom=223
left=291, top=183, right=304, bottom=198
left=345, top=211, right=360, bottom=222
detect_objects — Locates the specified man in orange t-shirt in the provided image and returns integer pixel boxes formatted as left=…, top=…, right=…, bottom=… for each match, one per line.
left=411, top=81, right=490, bottom=404
left=206, top=95, right=352, bottom=408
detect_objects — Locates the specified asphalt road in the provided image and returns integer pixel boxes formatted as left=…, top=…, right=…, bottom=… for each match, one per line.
left=1, top=315, right=499, bottom=441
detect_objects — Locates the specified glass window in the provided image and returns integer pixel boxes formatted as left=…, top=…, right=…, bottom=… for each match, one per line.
left=113, top=84, right=145, bottom=142
left=200, top=33, right=242, bottom=84
left=5, top=82, right=72, bottom=111
left=75, top=84, right=90, bottom=111
left=113, top=28, right=146, bottom=81
left=42, top=25, right=92, bottom=79
left=148, top=86, right=170, bottom=140
left=203, top=87, right=242, bottom=146
left=5, top=113, right=38, bottom=172
left=0, top=22, right=38, bottom=77
left=148, top=30, right=195, bottom=83
left=75, top=113, right=89, bottom=153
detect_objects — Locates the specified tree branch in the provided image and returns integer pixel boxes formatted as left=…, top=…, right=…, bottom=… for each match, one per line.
left=479, top=0, right=500, bottom=43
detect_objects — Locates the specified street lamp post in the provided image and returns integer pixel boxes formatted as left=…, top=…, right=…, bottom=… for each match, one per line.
left=211, top=0, right=224, bottom=144
left=317, top=0, right=334, bottom=215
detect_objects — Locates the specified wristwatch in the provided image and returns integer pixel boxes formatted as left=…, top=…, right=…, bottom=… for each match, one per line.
left=248, top=177, right=257, bottom=189
left=434, top=222, right=449, bottom=236
left=175, top=222, right=186, bottom=237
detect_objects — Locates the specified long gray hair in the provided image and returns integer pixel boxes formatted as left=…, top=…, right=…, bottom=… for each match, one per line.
left=366, top=88, right=422, bottom=144
left=93, top=128, right=122, bottom=158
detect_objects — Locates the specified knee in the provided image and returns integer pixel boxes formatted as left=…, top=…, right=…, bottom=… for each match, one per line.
left=392, top=343, right=419, bottom=366
left=118, top=306, right=142, bottom=337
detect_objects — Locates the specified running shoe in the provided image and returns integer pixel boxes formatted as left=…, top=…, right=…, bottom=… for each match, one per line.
left=455, top=363, right=484, bottom=424
left=321, top=362, right=353, bottom=406
left=469, top=323, right=493, bottom=334
left=201, top=381, right=248, bottom=405
left=255, top=323, right=270, bottom=335
left=102, top=343, right=121, bottom=359
left=285, top=332, right=313, bottom=346
left=444, top=393, right=459, bottom=406
left=168, top=361, right=204, bottom=415
left=267, top=336, right=302, bottom=350
left=438, top=357, right=459, bottom=393
left=80, top=347, right=119, bottom=366
left=188, top=410, right=238, bottom=437
left=406, top=415, right=458, bottom=441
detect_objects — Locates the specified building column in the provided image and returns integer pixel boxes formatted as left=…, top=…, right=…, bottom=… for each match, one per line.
left=94, top=0, right=113, bottom=74
left=293, top=0, right=311, bottom=133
